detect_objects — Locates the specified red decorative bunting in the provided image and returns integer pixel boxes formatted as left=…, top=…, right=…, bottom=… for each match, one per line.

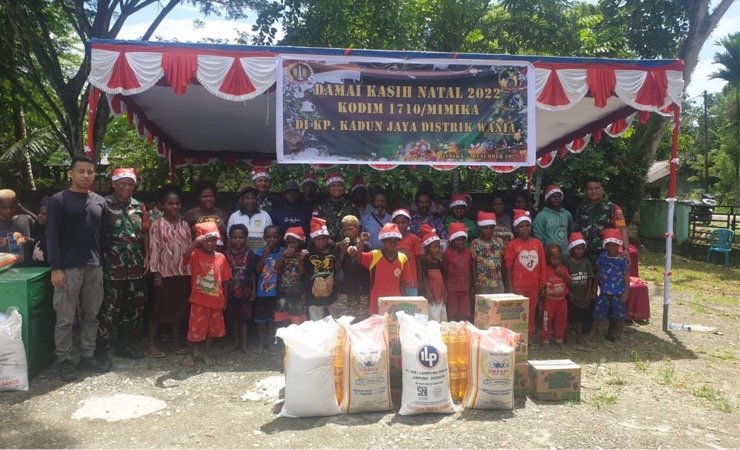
left=586, top=68, right=616, bottom=108
left=635, top=70, right=668, bottom=107
left=220, top=58, right=257, bottom=96
left=107, top=53, right=140, bottom=90
left=537, top=70, right=570, bottom=106
left=162, top=52, right=197, bottom=95
left=592, top=129, right=602, bottom=144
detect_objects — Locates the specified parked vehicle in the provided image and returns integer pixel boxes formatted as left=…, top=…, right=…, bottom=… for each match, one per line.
left=690, top=193, right=717, bottom=226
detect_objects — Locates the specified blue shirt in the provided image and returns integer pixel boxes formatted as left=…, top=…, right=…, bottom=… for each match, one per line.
left=596, top=252, right=628, bottom=296
left=361, top=212, right=391, bottom=249
left=255, top=246, right=285, bottom=297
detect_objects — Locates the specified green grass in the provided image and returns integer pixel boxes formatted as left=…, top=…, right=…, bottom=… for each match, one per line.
left=605, top=376, right=627, bottom=386
left=707, top=349, right=737, bottom=362
left=630, top=350, right=649, bottom=372
left=586, top=392, right=618, bottom=409
left=692, top=385, right=733, bottom=413
left=658, top=361, right=675, bottom=386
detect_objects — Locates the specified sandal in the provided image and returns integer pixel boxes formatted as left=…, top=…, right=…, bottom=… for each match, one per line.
left=145, top=349, right=166, bottom=358
left=174, top=347, right=189, bottom=355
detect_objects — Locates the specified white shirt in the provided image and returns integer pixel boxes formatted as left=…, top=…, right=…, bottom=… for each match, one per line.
left=227, top=209, right=273, bottom=251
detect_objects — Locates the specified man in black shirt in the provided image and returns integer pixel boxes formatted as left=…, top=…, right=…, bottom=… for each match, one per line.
left=46, top=156, right=110, bottom=380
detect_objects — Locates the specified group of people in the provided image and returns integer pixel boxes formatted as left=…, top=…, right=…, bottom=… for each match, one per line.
left=0, top=157, right=633, bottom=381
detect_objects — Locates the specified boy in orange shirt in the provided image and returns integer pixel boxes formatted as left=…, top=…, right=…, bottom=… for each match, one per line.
left=392, top=208, right=423, bottom=296
left=504, top=209, right=547, bottom=337
left=183, top=222, right=232, bottom=366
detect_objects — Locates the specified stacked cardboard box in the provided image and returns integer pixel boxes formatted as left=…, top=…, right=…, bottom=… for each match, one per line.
left=377, top=296, right=429, bottom=402
left=474, top=294, right=529, bottom=363
left=527, top=359, right=581, bottom=401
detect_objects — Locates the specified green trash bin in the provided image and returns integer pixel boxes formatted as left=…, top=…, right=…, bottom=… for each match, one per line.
left=639, top=200, right=691, bottom=245
left=0, top=267, right=56, bottom=379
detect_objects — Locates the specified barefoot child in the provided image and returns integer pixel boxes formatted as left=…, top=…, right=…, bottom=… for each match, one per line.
left=591, top=228, right=630, bottom=343
left=348, top=223, right=412, bottom=315
left=419, top=225, right=447, bottom=322
left=504, top=209, right=547, bottom=338
left=392, top=209, right=423, bottom=296
left=443, top=222, right=474, bottom=321
left=255, top=225, right=284, bottom=353
left=304, top=218, right=339, bottom=320
left=224, top=224, right=257, bottom=353
left=183, top=222, right=232, bottom=365
left=470, top=211, right=506, bottom=295
left=275, top=227, right=308, bottom=325
left=147, top=186, right=192, bottom=357
left=542, top=244, right=571, bottom=345
left=565, top=232, right=594, bottom=344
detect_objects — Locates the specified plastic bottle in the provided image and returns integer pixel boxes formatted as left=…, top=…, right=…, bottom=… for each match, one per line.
left=667, top=323, right=691, bottom=331
left=334, top=332, right=344, bottom=404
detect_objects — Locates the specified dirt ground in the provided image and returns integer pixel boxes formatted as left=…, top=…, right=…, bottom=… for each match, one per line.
left=1, top=281, right=738, bottom=449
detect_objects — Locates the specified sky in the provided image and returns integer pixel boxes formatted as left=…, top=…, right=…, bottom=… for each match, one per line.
left=117, top=1, right=740, bottom=101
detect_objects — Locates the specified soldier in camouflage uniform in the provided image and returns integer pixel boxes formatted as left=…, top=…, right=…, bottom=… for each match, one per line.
left=98, top=168, right=149, bottom=361
left=316, top=172, right=360, bottom=242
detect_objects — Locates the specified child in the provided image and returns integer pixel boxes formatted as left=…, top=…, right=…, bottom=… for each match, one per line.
left=147, top=186, right=192, bottom=357
left=336, top=215, right=371, bottom=322
left=255, top=225, right=284, bottom=353
left=591, top=228, right=630, bottom=343
left=32, top=197, right=49, bottom=265
left=565, top=232, right=594, bottom=344
left=392, top=209, right=423, bottom=296
left=304, top=217, right=339, bottom=320
left=504, top=209, right=547, bottom=337
left=443, top=222, right=474, bottom=321
left=470, top=211, right=506, bottom=295
left=0, top=189, right=35, bottom=266
left=183, top=222, right=232, bottom=366
left=542, top=244, right=571, bottom=346
left=348, top=223, right=413, bottom=315
left=444, top=193, right=477, bottom=242
left=419, top=225, right=447, bottom=322
left=275, top=227, right=308, bottom=325
left=224, top=224, right=258, bottom=354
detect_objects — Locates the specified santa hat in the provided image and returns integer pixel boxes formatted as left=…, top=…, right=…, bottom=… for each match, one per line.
left=302, top=170, right=318, bottom=186
left=378, top=223, right=402, bottom=241
left=602, top=228, right=623, bottom=247
left=449, top=193, right=468, bottom=209
left=350, top=175, right=367, bottom=193
left=251, top=167, right=270, bottom=181
left=391, top=208, right=411, bottom=221
left=284, top=226, right=305, bottom=242
left=112, top=168, right=137, bottom=183
left=568, top=232, right=587, bottom=251
left=448, top=222, right=468, bottom=241
left=309, top=217, right=330, bottom=238
left=325, top=172, right=344, bottom=187
left=512, top=209, right=532, bottom=227
left=194, top=222, right=220, bottom=240
left=477, top=211, right=497, bottom=227
left=420, top=224, right=440, bottom=247
left=544, top=185, right=563, bottom=202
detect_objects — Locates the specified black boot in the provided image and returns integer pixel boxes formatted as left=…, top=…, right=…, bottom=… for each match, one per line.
left=114, top=330, right=144, bottom=359
left=89, top=337, right=113, bottom=372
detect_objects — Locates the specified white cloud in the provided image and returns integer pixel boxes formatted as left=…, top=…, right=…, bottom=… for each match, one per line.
left=118, top=17, right=252, bottom=42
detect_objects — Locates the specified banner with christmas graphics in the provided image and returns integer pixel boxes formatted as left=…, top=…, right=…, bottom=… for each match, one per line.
left=276, top=56, right=535, bottom=166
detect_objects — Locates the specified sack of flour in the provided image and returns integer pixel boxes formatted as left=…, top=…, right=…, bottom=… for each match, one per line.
left=338, top=315, right=393, bottom=413
left=397, top=312, right=455, bottom=415
left=0, top=308, right=29, bottom=391
left=276, top=316, right=341, bottom=418
left=462, top=324, right=519, bottom=410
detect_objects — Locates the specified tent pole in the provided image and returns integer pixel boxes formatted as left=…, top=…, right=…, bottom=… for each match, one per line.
left=663, top=107, right=681, bottom=332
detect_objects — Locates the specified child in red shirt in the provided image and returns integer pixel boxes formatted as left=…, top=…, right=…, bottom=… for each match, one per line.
left=443, top=222, right=474, bottom=321
left=183, top=222, right=232, bottom=366
left=392, top=208, right=423, bottom=296
left=419, top=225, right=447, bottom=322
left=504, top=209, right=546, bottom=337
left=349, top=223, right=413, bottom=315
left=542, top=244, right=571, bottom=345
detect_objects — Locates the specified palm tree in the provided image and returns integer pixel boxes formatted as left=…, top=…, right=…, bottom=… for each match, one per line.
left=709, top=32, right=740, bottom=203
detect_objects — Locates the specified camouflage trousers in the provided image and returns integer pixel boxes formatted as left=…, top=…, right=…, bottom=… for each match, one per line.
left=98, top=278, right=147, bottom=344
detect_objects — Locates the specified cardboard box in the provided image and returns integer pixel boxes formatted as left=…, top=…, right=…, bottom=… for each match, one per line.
left=475, top=294, right=529, bottom=326
left=513, top=362, right=529, bottom=399
left=527, top=359, right=581, bottom=401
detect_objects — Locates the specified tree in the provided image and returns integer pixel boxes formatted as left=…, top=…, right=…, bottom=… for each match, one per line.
left=0, top=0, right=257, bottom=160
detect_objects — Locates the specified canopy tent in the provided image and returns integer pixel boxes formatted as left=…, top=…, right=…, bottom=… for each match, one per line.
left=86, top=39, right=683, bottom=329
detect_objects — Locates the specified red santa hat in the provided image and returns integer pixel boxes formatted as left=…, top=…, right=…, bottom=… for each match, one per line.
left=449, top=193, right=469, bottom=209
left=284, top=227, right=306, bottom=242
left=512, top=209, right=532, bottom=227
left=350, top=174, right=367, bottom=193
left=568, top=232, right=587, bottom=251
left=325, top=172, right=344, bottom=187
left=194, top=221, right=220, bottom=240
left=111, top=168, right=137, bottom=183
left=310, top=217, right=330, bottom=238
left=378, top=223, right=403, bottom=241
left=602, top=228, right=623, bottom=247
left=391, top=208, right=411, bottom=221
left=420, top=224, right=440, bottom=247
left=251, top=167, right=270, bottom=181
left=448, top=222, right=468, bottom=241
left=477, top=211, right=497, bottom=227
left=544, top=185, right=564, bottom=202
left=302, top=170, right=318, bottom=186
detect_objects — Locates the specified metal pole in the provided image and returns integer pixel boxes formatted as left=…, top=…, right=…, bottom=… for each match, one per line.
left=663, top=198, right=675, bottom=331
left=703, top=90, right=709, bottom=188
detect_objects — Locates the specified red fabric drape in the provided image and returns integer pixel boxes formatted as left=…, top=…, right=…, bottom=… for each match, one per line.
left=162, top=52, right=198, bottom=95
left=635, top=69, right=668, bottom=107
left=108, top=52, right=140, bottom=90
left=537, top=70, right=570, bottom=106
left=586, top=68, right=616, bottom=108
left=220, top=58, right=257, bottom=96
left=609, top=118, right=628, bottom=135
left=86, top=87, right=101, bottom=157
